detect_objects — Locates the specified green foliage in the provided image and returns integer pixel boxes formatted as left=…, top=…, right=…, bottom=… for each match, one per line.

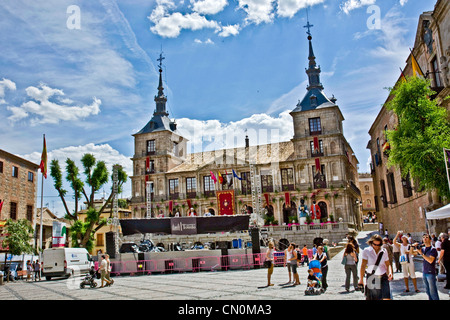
left=4, top=219, right=34, bottom=255
left=386, top=76, right=450, bottom=198
left=49, top=153, right=128, bottom=249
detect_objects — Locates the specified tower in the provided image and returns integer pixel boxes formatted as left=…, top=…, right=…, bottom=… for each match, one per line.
left=289, top=19, right=359, bottom=223
left=130, top=53, right=188, bottom=217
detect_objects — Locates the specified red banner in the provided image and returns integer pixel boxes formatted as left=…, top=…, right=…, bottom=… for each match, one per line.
left=187, top=199, right=192, bottom=209
left=315, top=158, right=321, bottom=173
left=285, top=192, right=290, bottom=206
left=313, top=136, right=319, bottom=152
left=169, top=201, right=173, bottom=213
left=216, top=190, right=235, bottom=215
left=264, top=193, right=270, bottom=206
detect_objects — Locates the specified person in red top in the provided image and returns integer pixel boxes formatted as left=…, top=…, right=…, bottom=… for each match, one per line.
left=311, top=201, right=321, bottom=221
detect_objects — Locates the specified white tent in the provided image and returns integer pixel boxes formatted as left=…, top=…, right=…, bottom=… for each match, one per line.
left=426, top=203, right=450, bottom=220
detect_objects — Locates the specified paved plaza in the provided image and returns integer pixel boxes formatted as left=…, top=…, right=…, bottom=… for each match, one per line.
left=0, top=232, right=448, bottom=301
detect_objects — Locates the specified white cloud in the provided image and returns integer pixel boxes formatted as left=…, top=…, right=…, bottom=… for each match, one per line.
left=191, top=0, right=228, bottom=15
left=238, top=0, right=276, bottom=25
left=0, top=78, right=16, bottom=104
left=277, top=0, right=326, bottom=18
left=399, top=0, right=408, bottom=6
left=7, top=83, right=101, bottom=125
left=176, top=110, right=294, bottom=154
left=218, top=24, right=240, bottom=37
left=340, top=0, right=376, bottom=14
left=194, top=38, right=215, bottom=44
left=150, top=11, right=220, bottom=38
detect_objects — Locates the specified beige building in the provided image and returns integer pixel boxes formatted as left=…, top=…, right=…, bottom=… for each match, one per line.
left=34, top=207, right=71, bottom=250
left=367, top=0, right=450, bottom=237
left=130, top=31, right=362, bottom=229
left=78, top=198, right=131, bottom=254
left=358, top=173, right=378, bottom=223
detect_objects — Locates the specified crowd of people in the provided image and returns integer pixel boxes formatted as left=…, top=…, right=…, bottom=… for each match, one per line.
left=264, top=228, right=450, bottom=300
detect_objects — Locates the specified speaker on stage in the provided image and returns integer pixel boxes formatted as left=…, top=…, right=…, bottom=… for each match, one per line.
left=250, top=228, right=261, bottom=269
left=106, top=231, right=116, bottom=259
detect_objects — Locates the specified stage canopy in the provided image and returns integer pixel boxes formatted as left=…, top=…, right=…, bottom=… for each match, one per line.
left=120, top=215, right=250, bottom=236
left=426, top=203, right=450, bottom=220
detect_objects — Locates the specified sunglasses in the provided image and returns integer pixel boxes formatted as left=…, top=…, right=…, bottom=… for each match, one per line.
left=372, top=242, right=382, bottom=247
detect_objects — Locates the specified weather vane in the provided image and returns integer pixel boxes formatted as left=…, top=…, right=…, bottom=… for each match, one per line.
left=304, top=8, right=313, bottom=36
left=157, top=49, right=165, bottom=70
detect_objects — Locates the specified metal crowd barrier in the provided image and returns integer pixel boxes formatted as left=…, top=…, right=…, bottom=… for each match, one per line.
left=106, top=250, right=315, bottom=276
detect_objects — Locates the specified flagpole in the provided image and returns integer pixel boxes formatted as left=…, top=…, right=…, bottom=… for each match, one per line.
left=444, top=148, right=450, bottom=193
left=39, top=134, right=46, bottom=279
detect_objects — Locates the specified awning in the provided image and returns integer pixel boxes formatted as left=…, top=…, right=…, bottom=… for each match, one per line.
left=426, top=203, right=450, bottom=220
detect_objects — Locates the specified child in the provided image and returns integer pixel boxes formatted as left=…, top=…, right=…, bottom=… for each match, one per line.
left=307, top=269, right=319, bottom=289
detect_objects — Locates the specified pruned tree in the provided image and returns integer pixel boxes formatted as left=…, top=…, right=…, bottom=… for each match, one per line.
left=50, top=154, right=127, bottom=250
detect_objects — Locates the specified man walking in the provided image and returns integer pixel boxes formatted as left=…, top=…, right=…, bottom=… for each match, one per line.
left=415, top=234, right=439, bottom=300
left=358, top=234, right=393, bottom=300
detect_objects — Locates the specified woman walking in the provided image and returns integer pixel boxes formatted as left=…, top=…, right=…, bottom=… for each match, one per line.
left=314, top=246, right=328, bottom=292
left=284, top=243, right=293, bottom=283
left=265, top=241, right=275, bottom=286
left=289, top=242, right=301, bottom=285
left=343, top=243, right=359, bottom=292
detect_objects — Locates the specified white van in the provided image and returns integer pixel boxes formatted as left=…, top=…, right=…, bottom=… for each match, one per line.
left=42, top=248, right=93, bottom=280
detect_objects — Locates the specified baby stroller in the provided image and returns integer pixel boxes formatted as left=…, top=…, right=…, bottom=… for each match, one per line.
left=80, top=266, right=97, bottom=289
left=304, top=260, right=324, bottom=295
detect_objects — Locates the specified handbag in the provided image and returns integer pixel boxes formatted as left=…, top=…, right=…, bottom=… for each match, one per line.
left=341, top=255, right=347, bottom=265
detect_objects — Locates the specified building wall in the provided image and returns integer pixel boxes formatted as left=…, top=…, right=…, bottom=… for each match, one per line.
left=0, top=150, right=39, bottom=224
left=367, top=1, right=450, bottom=237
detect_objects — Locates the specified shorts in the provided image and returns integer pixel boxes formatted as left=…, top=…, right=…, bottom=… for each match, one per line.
left=402, top=262, right=416, bottom=279
left=291, top=263, right=298, bottom=274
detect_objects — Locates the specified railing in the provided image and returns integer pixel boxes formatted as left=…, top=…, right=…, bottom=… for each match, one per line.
left=263, top=222, right=347, bottom=232
left=105, top=251, right=315, bottom=276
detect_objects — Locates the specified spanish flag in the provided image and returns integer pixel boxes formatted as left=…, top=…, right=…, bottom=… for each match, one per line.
left=218, top=171, right=223, bottom=184
left=410, top=49, right=424, bottom=78
left=40, top=135, right=47, bottom=179
left=399, top=67, right=407, bottom=83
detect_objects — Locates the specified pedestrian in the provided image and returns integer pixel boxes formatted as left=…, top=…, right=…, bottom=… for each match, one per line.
left=265, top=241, right=275, bottom=286
left=438, top=232, right=450, bottom=290
left=313, top=246, right=328, bottom=291
left=435, top=233, right=445, bottom=275
left=284, top=244, right=293, bottom=283
left=382, top=237, right=394, bottom=270
left=392, top=235, right=402, bottom=273
left=358, top=234, right=393, bottom=300
left=99, top=255, right=111, bottom=288
left=288, top=242, right=300, bottom=285
left=393, top=231, right=419, bottom=293
left=323, top=239, right=330, bottom=260
left=105, top=254, right=114, bottom=286
left=26, top=260, right=32, bottom=282
left=301, top=245, right=309, bottom=266
left=312, top=244, right=317, bottom=256
left=342, top=243, right=359, bottom=292
left=34, top=259, right=41, bottom=281
left=414, top=234, right=439, bottom=300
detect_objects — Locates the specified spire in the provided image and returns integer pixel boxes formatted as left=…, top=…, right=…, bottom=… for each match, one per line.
left=303, top=19, right=323, bottom=91
left=154, top=51, right=168, bottom=116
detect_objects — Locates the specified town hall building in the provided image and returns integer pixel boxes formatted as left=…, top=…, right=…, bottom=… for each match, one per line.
left=130, top=27, right=361, bottom=230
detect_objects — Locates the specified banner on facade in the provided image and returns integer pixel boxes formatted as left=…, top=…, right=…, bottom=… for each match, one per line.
left=52, top=221, right=66, bottom=247
left=216, top=190, right=235, bottom=215
left=170, top=217, right=197, bottom=235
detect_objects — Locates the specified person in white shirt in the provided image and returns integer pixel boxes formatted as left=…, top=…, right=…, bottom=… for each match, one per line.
left=393, top=231, right=419, bottom=293
left=358, top=234, right=393, bottom=300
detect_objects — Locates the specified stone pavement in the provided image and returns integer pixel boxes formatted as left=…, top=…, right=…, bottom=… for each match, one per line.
left=0, top=231, right=448, bottom=301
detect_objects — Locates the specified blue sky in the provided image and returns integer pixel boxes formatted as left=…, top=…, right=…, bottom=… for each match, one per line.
left=0, top=0, right=435, bottom=216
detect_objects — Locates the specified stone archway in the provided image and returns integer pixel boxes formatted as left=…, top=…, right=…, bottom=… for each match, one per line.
left=282, top=201, right=298, bottom=224
left=318, top=201, right=328, bottom=221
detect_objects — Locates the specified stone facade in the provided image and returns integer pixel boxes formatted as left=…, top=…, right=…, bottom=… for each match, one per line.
left=0, top=149, right=39, bottom=224
left=130, top=32, right=362, bottom=232
left=358, top=173, right=378, bottom=222
left=367, top=0, right=450, bottom=237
